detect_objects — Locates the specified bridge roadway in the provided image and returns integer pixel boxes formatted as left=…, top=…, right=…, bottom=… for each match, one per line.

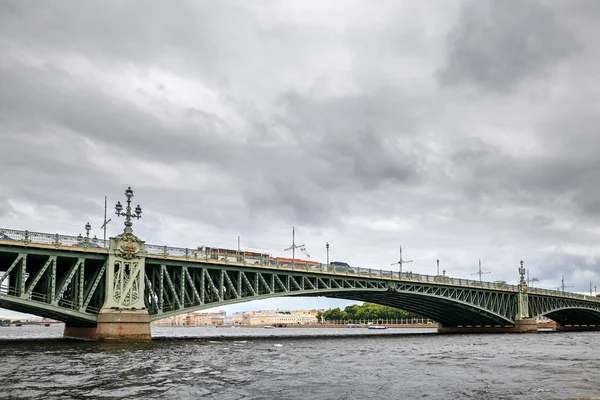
left=1, top=227, right=600, bottom=341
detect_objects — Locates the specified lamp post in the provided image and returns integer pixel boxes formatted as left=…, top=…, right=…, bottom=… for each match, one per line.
left=326, top=242, right=330, bottom=266
left=436, top=259, right=440, bottom=276
left=115, top=186, right=142, bottom=233
left=84, top=222, right=91, bottom=247
left=519, top=260, right=526, bottom=286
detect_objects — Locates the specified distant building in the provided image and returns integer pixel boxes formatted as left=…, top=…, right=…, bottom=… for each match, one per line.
left=155, top=311, right=226, bottom=326
left=241, top=311, right=317, bottom=326
left=154, top=309, right=321, bottom=326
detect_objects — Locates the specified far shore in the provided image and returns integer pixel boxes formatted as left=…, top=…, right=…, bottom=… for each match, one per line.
left=155, top=323, right=439, bottom=329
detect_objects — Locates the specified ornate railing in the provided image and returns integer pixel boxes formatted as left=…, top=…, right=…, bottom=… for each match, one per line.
left=0, top=227, right=108, bottom=249
left=2, top=227, right=599, bottom=303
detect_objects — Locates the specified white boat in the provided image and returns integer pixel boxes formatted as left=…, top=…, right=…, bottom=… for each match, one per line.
left=264, top=325, right=274, bottom=329
left=367, top=325, right=388, bottom=330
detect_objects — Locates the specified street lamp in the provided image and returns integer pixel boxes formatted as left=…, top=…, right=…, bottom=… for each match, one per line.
left=519, top=260, right=526, bottom=285
left=84, top=222, right=91, bottom=247
left=326, top=242, right=330, bottom=266
left=115, top=186, right=142, bottom=232
left=436, top=259, right=440, bottom=276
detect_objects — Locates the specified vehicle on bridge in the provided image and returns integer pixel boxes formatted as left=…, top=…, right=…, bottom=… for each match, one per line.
left=329, top=261, right=354, bottom=273
left=195, top=246, right=271, bottom=265
left=193, top=245, right=324, bottom=268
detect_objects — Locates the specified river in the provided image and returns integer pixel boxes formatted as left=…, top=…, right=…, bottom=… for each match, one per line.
left=0, top=326, right=598, bottom=399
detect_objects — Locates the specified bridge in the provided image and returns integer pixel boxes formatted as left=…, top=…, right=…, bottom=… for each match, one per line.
left=1, top=188, right=599, bottom=341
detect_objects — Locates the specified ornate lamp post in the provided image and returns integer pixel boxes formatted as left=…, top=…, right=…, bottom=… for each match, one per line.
left=77, top=222, right=92, bottom=249
left=115, top=186, right=142, bottom=233
left=326, top=242, right=330, bottom=266
left=519, top=260, right=526, bottom=286
left=84, top=222, right=91, bottom=248
left=516, top=259, right=531, bottom=322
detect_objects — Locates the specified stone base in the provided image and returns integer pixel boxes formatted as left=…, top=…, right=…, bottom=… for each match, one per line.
left=64, top=310, right=151, bottom=342
left=556, top=324, right=600, bottom=332
left=438, top=319, right=539, bottom=334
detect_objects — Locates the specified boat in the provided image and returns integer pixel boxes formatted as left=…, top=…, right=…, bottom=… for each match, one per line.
left=367, top=325, right=388, bottom=330
left=264, top=325, right=274, bottom=329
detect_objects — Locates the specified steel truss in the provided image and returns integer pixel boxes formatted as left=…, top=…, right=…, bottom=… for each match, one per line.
left=393, top=283, right=517, bottom=323
left=529, top=294, right=600, bottom=326
left=0, top=247, right=106, bottom=324
left=144, top=260, right=388, bottom=320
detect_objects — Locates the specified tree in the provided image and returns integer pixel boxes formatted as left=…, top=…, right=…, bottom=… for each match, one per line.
left=322, top=303, right=421, bottom=321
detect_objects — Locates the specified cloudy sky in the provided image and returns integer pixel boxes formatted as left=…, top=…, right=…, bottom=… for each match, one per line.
left=1, top=0, right=599, bottom=318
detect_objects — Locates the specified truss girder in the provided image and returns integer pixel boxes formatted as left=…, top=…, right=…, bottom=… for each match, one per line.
left=0, top=248, right=106, bottom=325
left=144, top=262, right=518, bottom=325
left=392, top=283, right=517, bottom=323
left=321, top=288, right=514, bottom=326
left=529, top=295, right=600, bottom=326
left=145, top=261, right=388, bottom=321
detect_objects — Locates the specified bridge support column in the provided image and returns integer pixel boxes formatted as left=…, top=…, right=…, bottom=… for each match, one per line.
left=514, top=318, right=538, bottom=333
left=64, top=310, right=151, bottom=341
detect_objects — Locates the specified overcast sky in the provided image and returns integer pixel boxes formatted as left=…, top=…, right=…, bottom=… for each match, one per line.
left=1, top=0, right=599, bottom=319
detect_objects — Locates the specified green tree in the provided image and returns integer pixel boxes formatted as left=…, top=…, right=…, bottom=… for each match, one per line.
left=322, top=303, right=421, bottom=321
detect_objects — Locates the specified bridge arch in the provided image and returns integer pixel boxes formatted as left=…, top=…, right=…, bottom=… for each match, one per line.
left=149, top=286, right=516, bottom=327
left=307, top=289, right=515, bottom=326
left=533, top=306, right=600, bottom=326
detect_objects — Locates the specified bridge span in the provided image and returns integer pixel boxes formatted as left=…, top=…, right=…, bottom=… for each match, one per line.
left=1, top=190, right=599, bottom=341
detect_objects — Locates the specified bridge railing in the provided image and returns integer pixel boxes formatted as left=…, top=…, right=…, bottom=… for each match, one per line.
left=0, top=227, right=108, bottom=250
left=528, top=287, right=599, bottom=302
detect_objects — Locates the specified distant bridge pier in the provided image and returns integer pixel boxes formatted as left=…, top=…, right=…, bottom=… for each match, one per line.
left=64, top=188, right=151, bottom=342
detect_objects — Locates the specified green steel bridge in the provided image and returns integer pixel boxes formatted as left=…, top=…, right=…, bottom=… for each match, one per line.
left=1, top=225, right=600, bottom=336
left=1, top=188, right=599, bottom=340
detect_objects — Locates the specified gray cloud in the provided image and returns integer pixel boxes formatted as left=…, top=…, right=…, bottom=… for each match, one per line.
left=439, top=0, right=580, bottom=91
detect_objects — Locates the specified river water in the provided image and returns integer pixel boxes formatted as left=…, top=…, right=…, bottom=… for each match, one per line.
left=0, top=326, right=598, bottom=399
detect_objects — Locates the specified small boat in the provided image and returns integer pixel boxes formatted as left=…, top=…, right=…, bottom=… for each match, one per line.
left=367, top=325, right=388, bottom=330
left=264, top=325, right=274, bottom=329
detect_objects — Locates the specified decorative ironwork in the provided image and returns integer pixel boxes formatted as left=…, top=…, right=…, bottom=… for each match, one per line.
left=114, top=186, right=142, bottom=232
left=0, top=227, right=109, bottom=249
left=519, top=260, right=526, bottom=286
